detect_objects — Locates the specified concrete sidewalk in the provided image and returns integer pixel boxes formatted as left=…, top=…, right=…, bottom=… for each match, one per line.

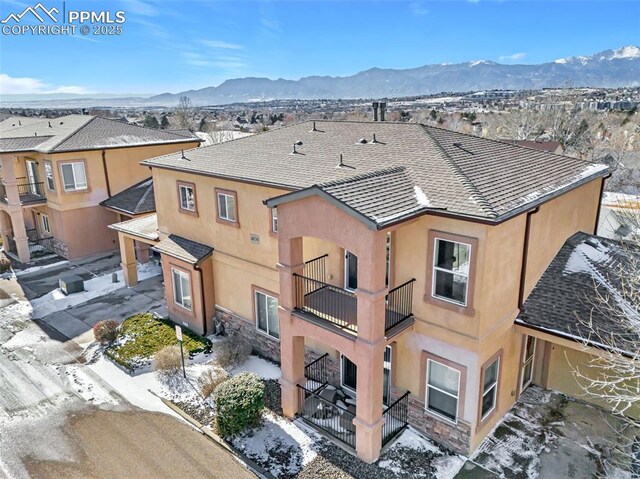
left=38, top=275, right=167, bottom=343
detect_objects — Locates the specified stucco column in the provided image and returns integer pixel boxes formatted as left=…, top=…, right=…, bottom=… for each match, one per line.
left=353, top=230, right=388, bottom=463
left=119, top=234, right=138, bottom=286
left=278, top=235, right=305, bottom=417
left=0, top=155, right=30, bottom=262
left=135, top=240, right=151, bottom=264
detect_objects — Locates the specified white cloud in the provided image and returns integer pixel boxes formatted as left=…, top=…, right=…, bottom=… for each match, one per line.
left=0, top=74, right=89, bottom=95
left=499, top=52, right=526, bottom=63
left=201, top=40, right=244, bottom=50
left=410, top=2, right=429, bottom=15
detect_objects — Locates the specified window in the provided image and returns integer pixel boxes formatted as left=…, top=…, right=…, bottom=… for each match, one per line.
left=271, top=207, right=278, bottom=233
left=44, top=161, right=54, bottom=191
left=426, top=359, right=460, bottom=422
left=255, top=290, right=279, bottom=339
left=481, top=357, right=500, bottom=420
left=179, top=184, right=196, bottom=212
left=432, top=238, right=471, bottom=305
left=217, top=192, right=236, bottom=222
left=521, top=336, right=536, bottom=391
left=60, top=162, right=87, bottom=191
left=172, top=268, right=192, bottom=310
left=41, top=214, right=51, bottom=234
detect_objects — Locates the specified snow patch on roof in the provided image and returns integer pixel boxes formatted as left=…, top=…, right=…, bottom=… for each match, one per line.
left=414, top=185, right=432, bottom=207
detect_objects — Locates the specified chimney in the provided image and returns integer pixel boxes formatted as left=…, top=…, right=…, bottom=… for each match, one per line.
left=372, top=101, right=379, bottom=122
left=379, top=102, right=387, bottom=122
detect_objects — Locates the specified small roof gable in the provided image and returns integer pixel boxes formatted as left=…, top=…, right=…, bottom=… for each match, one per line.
left=518, top=232, right=640, bottom=355
left=100, top=178, right=155, bottom=216
left=108, top=213, right=158, bottom=241
left=153, top=235, right=213, bottom=265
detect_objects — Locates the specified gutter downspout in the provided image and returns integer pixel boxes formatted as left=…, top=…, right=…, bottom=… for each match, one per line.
left=518, top=207, right=540, bottom=310
left=194, top=263, right=207, bottom=336
left=101, top=150, right=112, bottom=197
left=593, top=173, right=612, bottom=235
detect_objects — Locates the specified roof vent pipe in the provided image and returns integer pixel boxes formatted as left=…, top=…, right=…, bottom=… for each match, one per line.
left=48, top=121, right=52, bottom=128
left=372, top=133, right=379, bottom=144
left=181, top=150, right=190, bottom=161
left=379, top=102, right=386, bottom=122
left=338, top=154, right=344, bottom=167
left=18, top=120, right=21, bottom=126
left=311, top=121, right=317, bottom=132
left=372, top=101, right=379, bottom=122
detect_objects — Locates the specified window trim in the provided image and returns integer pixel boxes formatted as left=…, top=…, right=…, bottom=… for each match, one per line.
left=419, top=351, right=467, bottom=425
left=44, top=160, right=55, bottom=191
left=176, top=181, right=198, bottom=216
left=41, top=213, right=51, bottom=234
left=478, top=350, right=503, bottom=428
left=252, top=285, right=279, bottom=341
left=424, top=230, right=478, bottom=316
left=271, top=207, right=278, bottom=234
left=171, top=267, right=192, bottom=311
left=431, top=238, right=472, bottom=307
left=519, top=336, right=537, bottom=394
left=59, top=160, right=89, bottom=193
left=214, top=188, right=240, bottom=227
left=426, top=358, right=461, bottom=424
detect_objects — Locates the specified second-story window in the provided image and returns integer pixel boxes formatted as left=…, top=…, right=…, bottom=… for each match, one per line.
left=179, top=184, right=196, bottom=212
left=60, top=162, right=87, bottom=192
left=271, top=207, right=278, bottom=233
left=44, top=161, right=55, bottom=191
left=41, top=214, right=51, bottom=234
left=217, top=191, right=237, bottom=222
left=432, top=238, right=471, bottom=306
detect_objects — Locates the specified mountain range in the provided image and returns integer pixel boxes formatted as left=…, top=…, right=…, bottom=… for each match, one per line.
left=4, top=46, right=639, bottom=108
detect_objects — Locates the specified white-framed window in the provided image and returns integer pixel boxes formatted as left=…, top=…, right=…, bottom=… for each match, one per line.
left=217, top=192, right=236, bottom=222
left=481, top=357, right=500, bottom=420
left=271, top=207, right=278, bottom=233
left=179, top=184, right=195, bottom=211
left=426, top=359, right=460, bottom=423
left=520, top=336, right=536, bottom=392
left=41, top=214, right=51, bottom=234
left=60, top=162, right=87, bottom=191
left=432, top=238, right=471, bottom=306
left=255, top=290, right=279, bottom=339
left=172, top=268, right=192, bottom=310
left=44, top=160, right=55, bottom=191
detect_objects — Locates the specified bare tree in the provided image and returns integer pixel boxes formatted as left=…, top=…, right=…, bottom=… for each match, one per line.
left=570, top=201, right=640, bottom=475
left=174, top=95, right=194, bottom=130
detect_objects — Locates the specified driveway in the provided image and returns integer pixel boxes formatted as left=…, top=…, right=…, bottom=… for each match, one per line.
left=38, top=275, right=167, bottom=342
left=458, top=386, right=639, bottom=479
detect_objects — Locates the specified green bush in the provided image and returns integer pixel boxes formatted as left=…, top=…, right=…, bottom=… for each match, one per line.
left=214, top=372, right=264, bottom=436
left=93, top=319, right=119, bottom=344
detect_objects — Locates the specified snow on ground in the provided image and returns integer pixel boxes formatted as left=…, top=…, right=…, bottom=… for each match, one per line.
left=31, top=262, right=161, bottom=318
left=13, top=260, right=69, bottom=277
left=231, top=411, right=319, bottom=477
left=231, top=355, right=281, bottom=379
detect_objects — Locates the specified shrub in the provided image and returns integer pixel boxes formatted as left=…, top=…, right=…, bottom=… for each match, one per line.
left=214, top=334, right=251, bottom=369
left=198, top=365, right=230, bottom=398
left=0, top=256, right=11, bottom=274
left=153, top=345, right=183, bottom=375
left=93, top=320, right=119, bottom=344
left=214, top=372, right=264, bottom=436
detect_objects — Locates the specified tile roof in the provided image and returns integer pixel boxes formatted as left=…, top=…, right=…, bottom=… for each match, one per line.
left=152, top=235, right=214, bottom=265
left=0, top=115, right=201, bottom=153
left=100, top=177, right=155, bottom=215
left=108, top=213, right=159, bottom=241
left=0, top=136, right=53, bottom=152
left=518, top=232, right=640, bottom=355
left=141, top=120, right=608, bottom=225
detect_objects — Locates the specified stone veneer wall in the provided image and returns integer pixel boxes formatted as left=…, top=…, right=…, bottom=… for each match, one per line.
left=51, top=237, right=69, bottom=259
left=390, top=386, right=471, bottom=455
left=216, top=308, right=281, bottom=362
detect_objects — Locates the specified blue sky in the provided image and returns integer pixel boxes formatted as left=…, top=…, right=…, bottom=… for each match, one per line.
left=1, top=0, right=639, bottom=96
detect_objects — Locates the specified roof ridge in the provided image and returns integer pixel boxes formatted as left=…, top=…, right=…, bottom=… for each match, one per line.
left=318, top=166, right=406, bottom=188
left=46, top=115, right=97, bottom=151
left=135, top=180, right=155, bottom=212
left=98, top=116, right=196, bottom=140
left=419, top=124, right=499, bottom=218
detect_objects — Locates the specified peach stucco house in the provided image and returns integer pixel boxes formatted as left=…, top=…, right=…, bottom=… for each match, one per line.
left=0, top=115, right=200, bottom=262
left=110, top=120, right=623, bottom=463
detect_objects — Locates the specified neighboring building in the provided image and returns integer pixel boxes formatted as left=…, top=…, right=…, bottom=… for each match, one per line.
left=597, top=192, right=640, bottom=240
left=0, top=115, right=200, bottom=262
left=111, top=120, right=611, bottom=463
left=502, top=139, right=564, bottom=154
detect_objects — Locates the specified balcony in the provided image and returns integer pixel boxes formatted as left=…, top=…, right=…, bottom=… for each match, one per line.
left=0, top=179, right=46, bottom=205
left=292, top=255, right=415, bottom=338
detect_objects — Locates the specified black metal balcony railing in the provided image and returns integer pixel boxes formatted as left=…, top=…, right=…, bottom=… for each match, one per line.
left=382, top=391, right=410, bottom=446
left=297, top=383, right=356, bottom=449
left=385, top=279, right=416, bottom=332
left=304, top=254, right=328, bottom=283
left=294, top=273, right=358, bottom=333
left=304, top=353, right=330, bottom=386
left=0, top=180, right=46, bottom=204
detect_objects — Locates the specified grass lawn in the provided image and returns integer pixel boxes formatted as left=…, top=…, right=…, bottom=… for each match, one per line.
left=106, top=313, right=211, bottom=372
